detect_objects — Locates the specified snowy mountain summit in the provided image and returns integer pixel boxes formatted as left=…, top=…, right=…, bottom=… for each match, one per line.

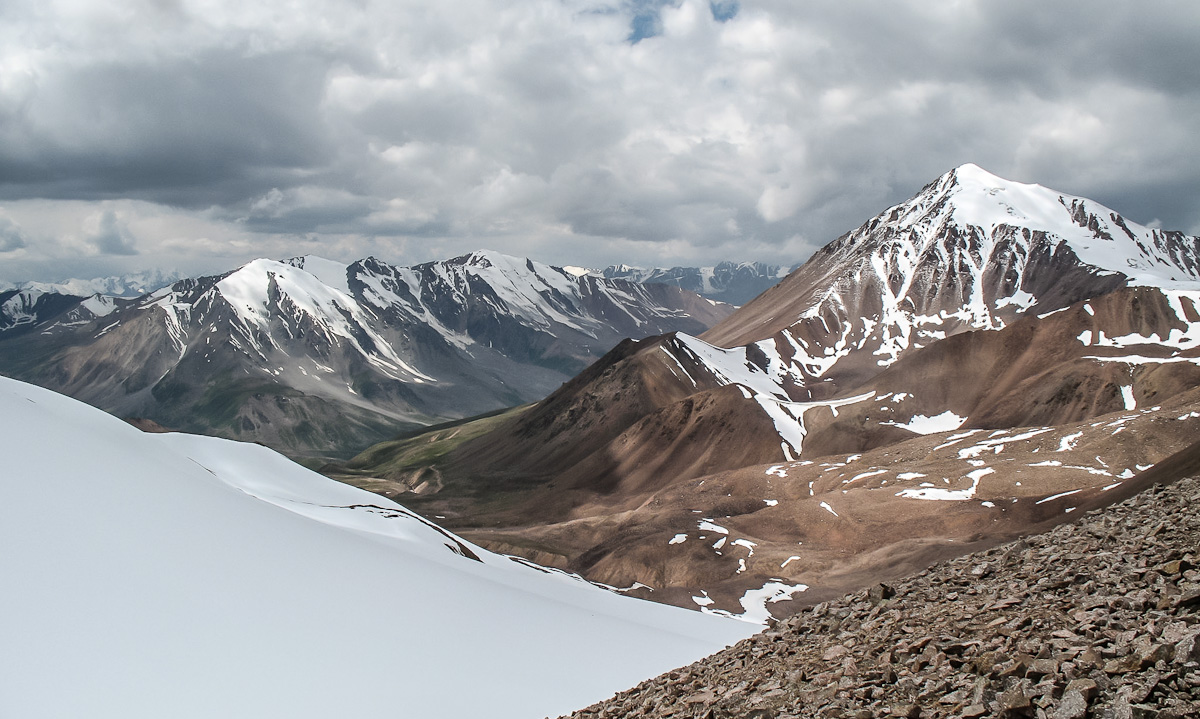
left=927, top=163, right=1198, bottom=288
left=705, top=163, right=1200, bottom=384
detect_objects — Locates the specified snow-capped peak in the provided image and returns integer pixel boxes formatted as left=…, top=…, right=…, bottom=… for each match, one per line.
left=707, top=165, right=1200, bottom=392
left=908, top=164, right=1200, bottom=288
left=283, top=255, right=353, bottom=296
left=562, top=265, right=599, bottom=278
left=214, top=257, right=432, bottom=382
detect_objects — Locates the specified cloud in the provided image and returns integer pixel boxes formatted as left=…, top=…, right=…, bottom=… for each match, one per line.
left=0, top=0, right=1198, bottom=284
left=85, top=209, right=138, bottom=256
left=0, top=216, right=27, bottom=252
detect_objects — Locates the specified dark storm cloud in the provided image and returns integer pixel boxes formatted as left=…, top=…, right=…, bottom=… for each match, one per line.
left=0, top=49, right=338, bottom=208
left=0, top=0, right=1198, bottom=284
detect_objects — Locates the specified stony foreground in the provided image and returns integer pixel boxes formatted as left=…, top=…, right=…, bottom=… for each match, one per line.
left=564, top=475, right=1200, bottom=718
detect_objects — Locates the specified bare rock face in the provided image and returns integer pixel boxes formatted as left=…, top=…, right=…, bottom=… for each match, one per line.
left=564, top=474, right=1200, bottom=719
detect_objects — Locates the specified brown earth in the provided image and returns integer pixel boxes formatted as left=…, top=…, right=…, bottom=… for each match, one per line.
left=458, top=391, right=1200, bottom=616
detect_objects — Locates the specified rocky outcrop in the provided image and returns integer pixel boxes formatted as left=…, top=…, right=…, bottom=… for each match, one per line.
left=565, top=474, right=1200, bottom=719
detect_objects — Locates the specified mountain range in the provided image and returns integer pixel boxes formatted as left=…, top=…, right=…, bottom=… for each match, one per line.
left=5, top=268, right=185, bottom=298
left=0, top=250, right=730, bottom=457
left=6, top=162, right=1200, bottom=718
left=327, top=163, right=1200, bottom=619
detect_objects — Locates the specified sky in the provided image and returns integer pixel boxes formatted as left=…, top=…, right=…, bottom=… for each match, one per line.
left=1, top=0, right=1199, bottom=285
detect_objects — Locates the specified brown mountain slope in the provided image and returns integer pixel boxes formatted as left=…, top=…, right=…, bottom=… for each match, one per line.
left=799, top=286, right=1200, bottom=457
left=458, top=389, right=1200, bottom=614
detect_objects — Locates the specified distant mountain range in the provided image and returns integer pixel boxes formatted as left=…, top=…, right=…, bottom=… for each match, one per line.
left=0, top=251, right=729, bottom=458
left=332, top=164, right=1200, bottom=619
left=2, top=268, right=183, bottom=298
left=0, top=287, right=117, bottom=337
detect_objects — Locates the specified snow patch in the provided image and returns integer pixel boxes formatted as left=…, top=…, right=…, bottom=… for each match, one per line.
left=895, top=468, right=993, bottom=501
left=884, top=410, right=967, bottom=435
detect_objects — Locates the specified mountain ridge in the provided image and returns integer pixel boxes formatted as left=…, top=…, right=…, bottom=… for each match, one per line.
left=0, top=249, right=731, bottom=457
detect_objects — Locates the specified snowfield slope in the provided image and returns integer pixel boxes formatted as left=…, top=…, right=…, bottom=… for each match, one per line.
left=0, top=250, right=729, bottom=457
left=333, top=165, right=1200, bottom=619
left=0, top=376, right=753, bottom=719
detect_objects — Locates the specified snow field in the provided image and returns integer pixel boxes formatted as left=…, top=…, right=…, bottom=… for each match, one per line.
left=0, top=376, right=754, bottom=719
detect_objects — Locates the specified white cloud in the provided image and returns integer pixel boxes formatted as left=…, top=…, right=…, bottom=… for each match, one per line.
left=0, top=0, right=1199, bottom=283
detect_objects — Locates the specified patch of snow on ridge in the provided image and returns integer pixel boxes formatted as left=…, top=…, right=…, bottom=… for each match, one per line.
left=730, top=539, right=756, bottom=556
left=1086, top=354, right=1200, bottom=367
left=1057, top=431, right=1084, bottom=452
left=1036, top=489, right=1084, bottom=505
left=957, top=427, right=1054, bottom=459
left=884, top=410, right=967, bottom=435
left=698, top=519, right=730, bottom=535
left=0, top=376, right=754, bottom=719
left=737, top=582, right=808, bottom=624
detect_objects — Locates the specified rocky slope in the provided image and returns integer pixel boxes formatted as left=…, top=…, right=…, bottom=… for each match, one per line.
left=332, top=165, right=1200, bottom=619
left=565, top=458, right=1200, bottom=719
left=0, top=250, right=729, bottom=457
